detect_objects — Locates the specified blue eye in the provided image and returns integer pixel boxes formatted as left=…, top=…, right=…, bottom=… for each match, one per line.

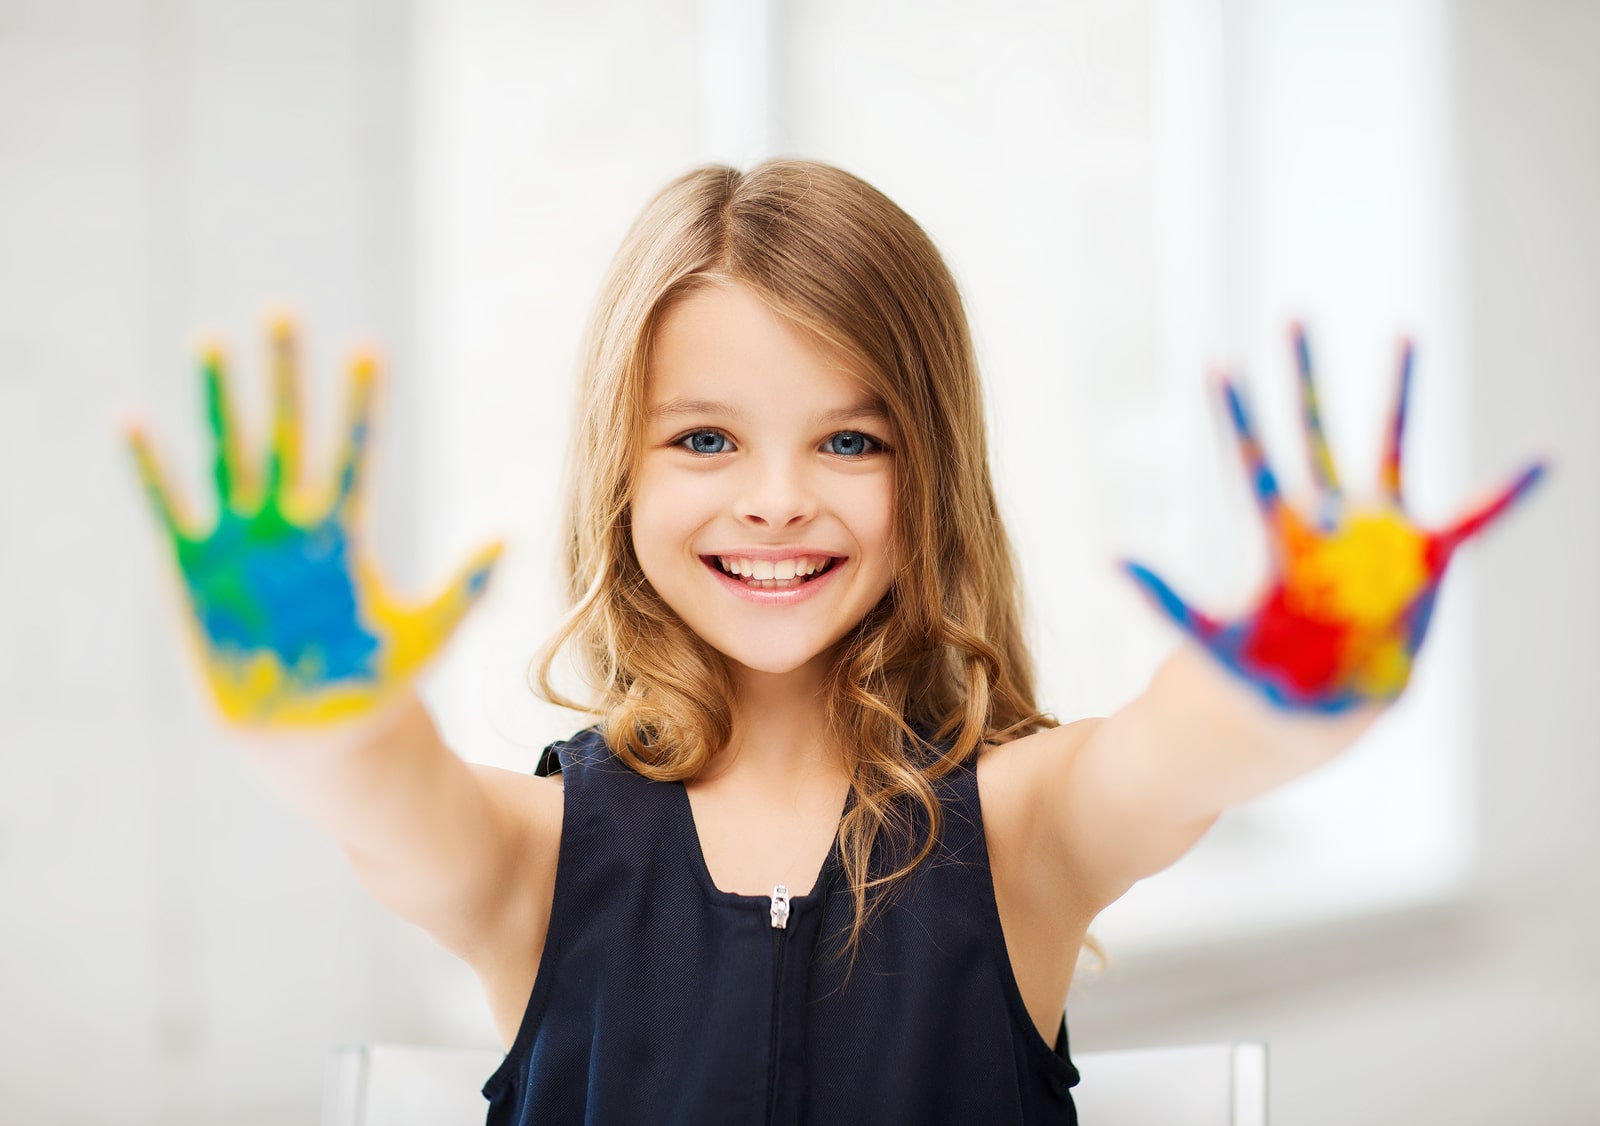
left=826, top=431, right=879, bottom=457
left=679, top=430, right=730, bottom=455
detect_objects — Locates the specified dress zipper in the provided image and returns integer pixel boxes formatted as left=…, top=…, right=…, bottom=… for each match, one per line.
left=766, top=884, right=791, bottom=1124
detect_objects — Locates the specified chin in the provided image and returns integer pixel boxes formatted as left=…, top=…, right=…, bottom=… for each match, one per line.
left=726, top=653, right=822, bottom=679
left=719, top=639, right=837, bottom=681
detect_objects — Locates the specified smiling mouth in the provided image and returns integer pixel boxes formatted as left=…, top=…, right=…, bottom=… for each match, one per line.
left=704, top=555, right=840, bottom=590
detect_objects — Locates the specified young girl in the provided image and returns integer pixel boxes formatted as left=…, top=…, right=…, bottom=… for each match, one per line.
left=127, top=159, right=1542, bottom=1124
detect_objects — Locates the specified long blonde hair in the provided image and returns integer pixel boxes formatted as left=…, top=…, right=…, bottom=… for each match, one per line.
left=536, top=159, right=1054, bottom=953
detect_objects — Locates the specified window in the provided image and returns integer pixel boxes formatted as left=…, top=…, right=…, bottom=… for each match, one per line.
left=416, top=0, right=1471, bottom=956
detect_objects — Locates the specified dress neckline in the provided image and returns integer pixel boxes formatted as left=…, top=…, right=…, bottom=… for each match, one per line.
left=673, top=777, right=849, bottom=908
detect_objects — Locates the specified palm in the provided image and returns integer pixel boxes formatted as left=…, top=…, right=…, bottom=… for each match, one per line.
left=127, top=322, right=501, bottom=726
left=1125, top=326, right=1545, bottom=713
left=178, top=500, right=376, bottom=684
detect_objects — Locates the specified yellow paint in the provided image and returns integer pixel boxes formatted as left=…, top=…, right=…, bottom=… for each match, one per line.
left=181, top=542, right=502, bottom=729
left=191, top=642, right=401, bottom=727
left=1345, top=633, right=1412, bottom=698
left=1283, top=507, right=1428, bottom=629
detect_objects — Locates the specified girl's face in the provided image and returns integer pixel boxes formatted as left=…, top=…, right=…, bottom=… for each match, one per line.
left=632, top=281, right=896, bottom=685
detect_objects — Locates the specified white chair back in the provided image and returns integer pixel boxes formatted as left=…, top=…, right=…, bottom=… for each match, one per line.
left=1071, top=1041, right=1267, bottom=1125
left=325, top=1044, right=503, bottom=1126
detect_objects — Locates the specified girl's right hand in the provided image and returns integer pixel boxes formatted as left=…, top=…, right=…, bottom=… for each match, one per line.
left=125, top=320, right=502, bottom=729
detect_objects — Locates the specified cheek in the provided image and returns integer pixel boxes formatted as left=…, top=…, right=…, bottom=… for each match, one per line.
left=846, top=474, right=897, bottom=567
left=629, top=465, right=709, bottom=572
left=627, top=471, right=674, bottom=567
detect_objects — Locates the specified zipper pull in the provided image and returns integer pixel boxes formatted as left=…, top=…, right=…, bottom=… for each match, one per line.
left=769, top=884, right=790, bottom=929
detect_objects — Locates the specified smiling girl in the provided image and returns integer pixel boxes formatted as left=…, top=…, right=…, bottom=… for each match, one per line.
left=128, top=159, right=1542, bottom=1124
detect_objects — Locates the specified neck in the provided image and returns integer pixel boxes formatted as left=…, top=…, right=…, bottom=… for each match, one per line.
left=707, top=658, right=843, bottom=786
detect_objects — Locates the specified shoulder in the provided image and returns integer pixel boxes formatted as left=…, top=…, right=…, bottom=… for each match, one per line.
left=533, top=725, right=611, bottom=779
left=461, top=728, right=612, bottom=1044
left=975, top=718, right=1106, bottom=911
left=467, top=726, right=610, bottom=844
left=456, top=726, right=612, bottom=962
left=970, top=721, right=1106, bottom=1038
left=975, top=718, right=1104, bottom=821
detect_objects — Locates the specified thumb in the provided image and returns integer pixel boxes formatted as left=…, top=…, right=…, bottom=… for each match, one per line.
left=1434, top=460, right=1547, bottom=561
left=382, top=539, right=506, bottom=682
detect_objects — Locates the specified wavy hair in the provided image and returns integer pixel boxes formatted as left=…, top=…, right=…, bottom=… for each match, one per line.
left=535, top=159, right=1055, bottom=955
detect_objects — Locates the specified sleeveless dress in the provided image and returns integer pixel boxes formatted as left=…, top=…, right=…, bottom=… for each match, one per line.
left=482, top=728, right=1079, bottom=1124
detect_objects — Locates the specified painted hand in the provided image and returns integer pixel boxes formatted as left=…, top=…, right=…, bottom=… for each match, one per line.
left=1124, top=326, right=1545, bottom=713
left=126, top=321, right=502, bottom=727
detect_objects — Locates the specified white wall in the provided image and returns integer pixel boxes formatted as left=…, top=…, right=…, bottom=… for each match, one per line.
left=0, top=2, right=444, bottom=1122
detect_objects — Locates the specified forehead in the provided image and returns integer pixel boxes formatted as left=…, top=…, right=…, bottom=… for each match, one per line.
left=645, top=282, right=885, bottom=422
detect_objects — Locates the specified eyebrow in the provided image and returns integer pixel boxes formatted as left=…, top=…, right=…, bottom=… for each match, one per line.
left=647, top=397, right=890, bottom=425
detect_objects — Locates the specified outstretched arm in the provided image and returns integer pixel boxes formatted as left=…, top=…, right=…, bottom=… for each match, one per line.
left=1053, top=328, right=1545, bottom=909
left=125, top=322, right=555, bottom=964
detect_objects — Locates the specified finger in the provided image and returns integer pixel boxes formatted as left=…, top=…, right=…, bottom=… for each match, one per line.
left=124, top=424, right=193, bottom=543
left=264, top=317, right=303, bottom=505
left=1220, top=377, right=1286, bottom=526
left=1292, top=323, right=1342, bottom=500
left=1433, top=460, right=1548, bottom=559
left=203, top=344, right=251, bottom=509
left=1379, top=336, right=1414, bottom=505
left=387, top=540, right=505, bottom=680
left=449, top=539, right=504, bottom=606
left=330, top=350, right=378, bottom=522
left=1120, top=559, right=1222, bottom=642
left=1401, top=581, right=1442, bottom=656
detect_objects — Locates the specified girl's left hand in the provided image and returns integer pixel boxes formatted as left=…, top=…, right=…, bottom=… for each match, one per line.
left=1124, top=325, right=1546, bottom=714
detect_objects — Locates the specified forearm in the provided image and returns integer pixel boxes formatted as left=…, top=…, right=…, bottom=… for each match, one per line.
left=227, top=687, right=485, bottom=869
left=224, top=685, right=550, bottom=958
left=1105, top=643, right=1382, bottom=821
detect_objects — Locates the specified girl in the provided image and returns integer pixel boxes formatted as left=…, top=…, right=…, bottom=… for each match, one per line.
left=127, top=160, right=1542, bottom=1124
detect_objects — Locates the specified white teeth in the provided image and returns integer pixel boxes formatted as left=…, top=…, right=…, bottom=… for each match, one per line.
left=715, top=555, right=831, bottom=581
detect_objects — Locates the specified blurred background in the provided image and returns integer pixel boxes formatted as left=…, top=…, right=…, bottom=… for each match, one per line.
left=0, top=0, right=1594, bottom=1122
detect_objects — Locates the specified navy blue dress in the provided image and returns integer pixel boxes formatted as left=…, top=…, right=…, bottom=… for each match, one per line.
left=482, top=728, right=1078, bottom=1124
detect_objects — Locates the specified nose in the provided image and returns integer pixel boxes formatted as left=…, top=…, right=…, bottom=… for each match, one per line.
left=735, top=455, right=817, bottom=529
